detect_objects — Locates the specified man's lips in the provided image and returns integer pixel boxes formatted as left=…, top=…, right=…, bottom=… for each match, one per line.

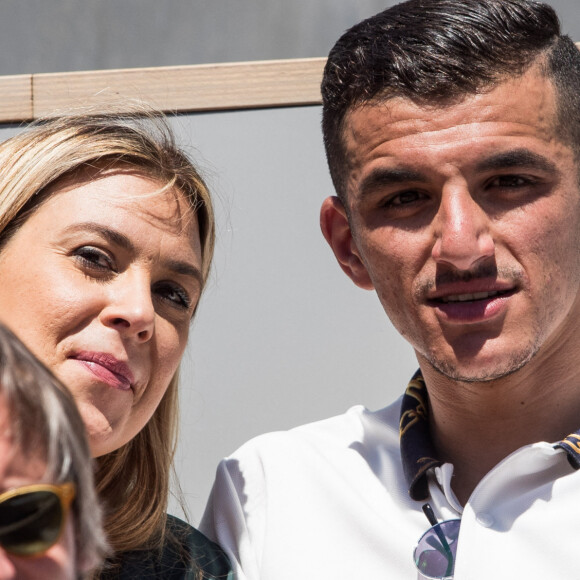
left=434, top=288, right=513, bottom=303
left=425, top=282, right=518, bottom=323
left=70, top=351, right=134, bottom=391
left=426, top=276, right=516, bottom=299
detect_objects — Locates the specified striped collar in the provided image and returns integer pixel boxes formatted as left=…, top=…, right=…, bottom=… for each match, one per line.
left=399, top=369, right=580, bottom=500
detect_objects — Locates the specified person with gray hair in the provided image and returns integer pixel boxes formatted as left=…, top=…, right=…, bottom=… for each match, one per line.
left=202, top=1, right=580, bottom=578
left=0, top=322, right=108, bottom=578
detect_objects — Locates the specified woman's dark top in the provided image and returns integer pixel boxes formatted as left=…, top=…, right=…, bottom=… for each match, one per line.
left=99, top=515, right=233, bottom=579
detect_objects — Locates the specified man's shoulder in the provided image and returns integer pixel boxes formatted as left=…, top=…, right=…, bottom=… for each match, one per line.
left=292, top=397, right=403, bottom=443
left=201, top=397, right=411, bottom=566
left=223, top=397, right=403, bottom=471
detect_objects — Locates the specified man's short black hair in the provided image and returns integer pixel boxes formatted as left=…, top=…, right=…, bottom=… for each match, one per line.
left=322, top=0, right=580, bottom=201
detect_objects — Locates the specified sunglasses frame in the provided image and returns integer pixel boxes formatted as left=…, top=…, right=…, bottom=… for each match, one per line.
left=413, top=503, right=460, bottom=580
left=0, top=481, right=76, bottom=558
left=414, top=518, right=460, bottom=579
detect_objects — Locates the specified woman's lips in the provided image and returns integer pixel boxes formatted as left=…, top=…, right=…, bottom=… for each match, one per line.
left=70, top=351, right=134, bottom=391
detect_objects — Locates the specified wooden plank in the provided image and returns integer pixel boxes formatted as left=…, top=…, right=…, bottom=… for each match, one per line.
left=0, top=75, right=32, bottom=122
left=32, top=58, right=327, bottom=117
left=0, top=43, right=576, bottom=121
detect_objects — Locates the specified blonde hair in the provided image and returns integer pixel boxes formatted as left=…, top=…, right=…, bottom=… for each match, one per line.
left=0, top=109, right=215, bottom=566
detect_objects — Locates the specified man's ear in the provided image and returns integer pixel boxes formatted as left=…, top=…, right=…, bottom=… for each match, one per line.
left=320, top=196, right=374, bottom=290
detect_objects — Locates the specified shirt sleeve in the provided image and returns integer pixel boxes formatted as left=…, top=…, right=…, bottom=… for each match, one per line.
left=200, top=456, right=265, bottom=580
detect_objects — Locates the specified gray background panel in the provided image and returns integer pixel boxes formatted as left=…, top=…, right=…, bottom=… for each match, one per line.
left=169, top=107, right=417, bottom=519
left=0, top=0, right=578, bottom=74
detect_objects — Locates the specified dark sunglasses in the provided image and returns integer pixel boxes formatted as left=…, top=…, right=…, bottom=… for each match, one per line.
left=0, top=482, right=75, bottom=557
left=413, top=503, right=461, bottom=579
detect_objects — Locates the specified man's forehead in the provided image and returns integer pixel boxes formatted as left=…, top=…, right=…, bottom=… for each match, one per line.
left=342, top=70, right=561, bottom=164
left=346, top=68, right=557, bottom=137
left=337, top=69, right=580, bottom=209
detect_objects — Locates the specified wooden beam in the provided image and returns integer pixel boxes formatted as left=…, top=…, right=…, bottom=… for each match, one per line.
left=0, top=44, right=579, bottom=122
left=32, top=58, right=326, bottom=118
left=0, top=75, right=32, bottom=122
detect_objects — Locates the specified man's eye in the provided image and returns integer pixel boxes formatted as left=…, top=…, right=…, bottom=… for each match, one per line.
left=74, top=246, right=114, bottom=271
left=154, top=282, right=192, bottom=310
left=488, top=175, right=532, bottom=188
left=386, top=190, right=425, bottom=206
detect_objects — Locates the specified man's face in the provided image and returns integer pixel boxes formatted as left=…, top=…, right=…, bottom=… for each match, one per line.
left=321, top=68, right=580, bottom=382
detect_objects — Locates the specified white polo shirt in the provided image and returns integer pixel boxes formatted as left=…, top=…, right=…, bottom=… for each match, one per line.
left=200, top=372, right=580, bottom=579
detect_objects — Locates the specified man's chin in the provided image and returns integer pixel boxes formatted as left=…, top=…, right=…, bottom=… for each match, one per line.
left=424, top=345, right=540, bottom=384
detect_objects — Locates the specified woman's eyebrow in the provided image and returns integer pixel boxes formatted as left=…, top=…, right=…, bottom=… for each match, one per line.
left=63, top=222, right=134, bottom=251
left=165, top=259, right=203, bottom=284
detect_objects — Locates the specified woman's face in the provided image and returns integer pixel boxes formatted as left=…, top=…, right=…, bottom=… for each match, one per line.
left=0, top=167, right=203, bottom=457
left=0, top=399, right=76, bottom=580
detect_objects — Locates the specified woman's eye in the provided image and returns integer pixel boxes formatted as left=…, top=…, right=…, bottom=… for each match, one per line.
left=154, top=282, right=192, bottom=310
left=73, top=246, right=115, bottom=272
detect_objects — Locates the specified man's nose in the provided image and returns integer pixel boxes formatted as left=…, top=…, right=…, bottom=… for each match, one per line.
left=431, top=186, right=495, bottom=271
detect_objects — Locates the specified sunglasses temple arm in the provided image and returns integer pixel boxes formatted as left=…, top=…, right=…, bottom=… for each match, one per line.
left=422, top=503, right=454, bottom=577
left=422, top=503, right=438, bottom=526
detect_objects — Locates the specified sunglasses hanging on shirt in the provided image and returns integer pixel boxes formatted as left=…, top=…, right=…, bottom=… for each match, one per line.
left=414, top=503, right=461, bottom=580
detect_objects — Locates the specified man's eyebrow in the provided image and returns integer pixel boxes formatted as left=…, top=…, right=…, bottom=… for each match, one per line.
left=63, top=222, right=203, bottom=283
left=358, top=167, right=428, bottom=198
left=475, top=149, right=558, bottom=174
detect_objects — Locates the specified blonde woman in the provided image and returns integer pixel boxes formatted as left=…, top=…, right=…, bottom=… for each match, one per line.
left=0, top=112, right=232, bottom=579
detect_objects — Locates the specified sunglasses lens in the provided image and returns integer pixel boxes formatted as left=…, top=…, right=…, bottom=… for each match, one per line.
left=414, top=519, right=461, bottom=579
left=0, top=491, right=63, bottom=556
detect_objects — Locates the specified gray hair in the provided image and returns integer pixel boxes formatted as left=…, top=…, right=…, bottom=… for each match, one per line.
left=0, top=323, right=108, bottom=574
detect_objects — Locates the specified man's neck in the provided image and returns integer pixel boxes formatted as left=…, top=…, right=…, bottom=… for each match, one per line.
left=417, top=342, right=580, bottom=506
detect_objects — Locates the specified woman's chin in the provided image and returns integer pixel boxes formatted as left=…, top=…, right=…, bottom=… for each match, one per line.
left=75, top=401, right=124, bottom=458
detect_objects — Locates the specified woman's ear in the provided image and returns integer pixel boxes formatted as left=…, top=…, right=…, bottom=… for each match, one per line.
left=320, top=196, right=374, bottom=290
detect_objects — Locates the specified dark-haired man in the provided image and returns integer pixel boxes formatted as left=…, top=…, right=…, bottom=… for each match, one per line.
left=202, top=1, right=580, bottom=578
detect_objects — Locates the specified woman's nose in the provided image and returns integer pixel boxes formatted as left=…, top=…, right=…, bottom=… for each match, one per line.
left=99, top=272, right=155, bottom=342
left=431, top=187, right=495, bottom=271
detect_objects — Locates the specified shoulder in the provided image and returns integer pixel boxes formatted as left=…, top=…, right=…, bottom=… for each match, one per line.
left=165, top=515, right=233, bottom=579
left=100, top=515, right=232, bottom=580
left=214, top=400, right=402, bottom=491
left=200, top=399, right=406, bottom=573
left=231, top=401, right=401, bottom=461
